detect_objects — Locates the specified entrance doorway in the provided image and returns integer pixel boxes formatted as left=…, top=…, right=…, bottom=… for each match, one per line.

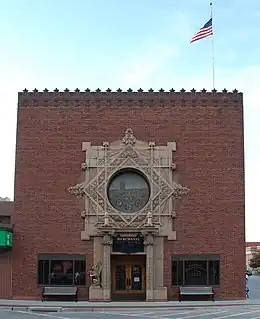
left=111, top=255, right=146, bottom=301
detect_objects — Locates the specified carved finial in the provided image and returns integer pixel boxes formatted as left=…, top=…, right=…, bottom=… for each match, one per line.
left=122, top=128, right=136, bottom=146
left=190, top=88, right=196, bottom=92
left=159, top=88, right=164, bottom=92
left=23, top=88, right=28, bottom=92
left=68, top=183, right=85, bottom=197
left=64, top=88, right=70, bottom=92
left=148, top=88, right=154, bottom=92
left=75, top=88, right=80, bottom=92
left=81, top=211, right=87, bottom=218
left=103, top=141, right=110, bottom=148
left=54, top=88, right=59, bottom=92
left=117, top=88, right=122, bottom=92
left=43, top=88, right=49, bottom=92
left=169, top=88, right=175, bottom=92
left=201, top=88, right=207, bottom=92
left=127, top=88, right=133, bottom=92
left=180, top=88, right=186, bottom=92
left=233, top=89, right=238, bottom=93
left=85, top=88, right=91, bottom=92
left=81, top=162, right=88, bottom=171
left=104, top=212, right=109, bottom=226
left=138, top=88, right=143, bottom=92
left=171, top=163, right=176, bottom=170
left=212, top=88, right=217, bottom=93
left=172, top=184, right=190, bottom=200
left=222, top=88, right=228, bottom=93
left=106, top=88, right=112, bottom=92
left=33, top=88, right=38, bottom=92
left=96, top=88, right=101, bottom=92
left=146, top=212, right=153, bottom=226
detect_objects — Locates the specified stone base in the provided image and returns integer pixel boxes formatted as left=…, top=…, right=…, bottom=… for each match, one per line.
left=152, top=287, right=168, bottom=301
left=89, top=286, right=103, bottom=301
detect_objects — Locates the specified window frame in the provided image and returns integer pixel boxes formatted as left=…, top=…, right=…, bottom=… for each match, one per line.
left=37, top=254, right=86, bottom=287
left=171, top=254, right=220, bottom=287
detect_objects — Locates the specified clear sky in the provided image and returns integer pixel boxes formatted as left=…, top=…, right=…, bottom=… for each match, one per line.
left=0, top=0, right=259, bottom=241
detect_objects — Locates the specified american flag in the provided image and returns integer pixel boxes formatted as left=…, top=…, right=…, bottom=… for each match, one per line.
left=190, top=18, right=213, bottom=43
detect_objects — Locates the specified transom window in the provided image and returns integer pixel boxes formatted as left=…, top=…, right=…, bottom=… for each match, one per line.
left=172, top=255, right=220, bottom=286
left=37, top=254, right=86, bottom=286
left=107, top=169, right=150, bottom=214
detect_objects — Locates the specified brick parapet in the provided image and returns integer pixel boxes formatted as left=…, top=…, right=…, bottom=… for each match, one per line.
left=18, top=88, right=243, bottom=108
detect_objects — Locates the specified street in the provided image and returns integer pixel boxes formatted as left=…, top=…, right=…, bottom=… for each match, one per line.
left=3, top=306, right=260, bottom=319
left=248, top=275, right=260, bottom=299
left=0, top=276, right=260, bottom=319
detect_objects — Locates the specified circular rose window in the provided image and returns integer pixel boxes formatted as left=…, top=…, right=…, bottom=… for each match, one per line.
left=107, top=169, right=150, bottom=213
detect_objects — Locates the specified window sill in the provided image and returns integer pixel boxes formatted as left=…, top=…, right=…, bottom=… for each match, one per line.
left=171, top=285, right=220, bottom=288
left=37, top=285, right=86, bottom=287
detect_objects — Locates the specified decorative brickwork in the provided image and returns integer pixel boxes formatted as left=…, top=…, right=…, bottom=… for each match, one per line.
left=18, top=89, right=242, bottom=109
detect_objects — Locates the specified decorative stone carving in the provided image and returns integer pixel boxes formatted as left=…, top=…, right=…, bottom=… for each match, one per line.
left=146, top=212, right=153, bottom=226
left=89, top=261, right=102, bottom=286
left=144, top=235, right=154, bottom=246
left=81, top=211, right=87, bottom=218
left=103, top=141, right=110, bottom=148
left=102, top=234, right=113, bottom=246
left=104, top=212, right=109, bottom=226
left=69, top=128, right=190, bottom=238
left=82, top=162, right=88, bottom=171
left=68, top=183, right=85, bottom=197
left=171, top=163, right=176, bottom=171
left=121, top=128, right=136, bottom=146
left=172, top=184, right=190, bottom=200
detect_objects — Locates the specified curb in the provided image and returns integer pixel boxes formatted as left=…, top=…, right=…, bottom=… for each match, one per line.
left=1, top=303, right=259, bottom=310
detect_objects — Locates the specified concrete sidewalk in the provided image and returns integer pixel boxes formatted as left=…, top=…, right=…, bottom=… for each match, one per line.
left=0, top=298, right=259, bottom=310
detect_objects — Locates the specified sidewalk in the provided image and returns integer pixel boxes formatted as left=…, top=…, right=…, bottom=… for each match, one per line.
left=0, top=298, right=259, bottom=310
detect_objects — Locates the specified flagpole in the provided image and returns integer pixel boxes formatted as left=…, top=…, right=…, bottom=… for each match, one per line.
left=210, top=2, right=215, bottom=89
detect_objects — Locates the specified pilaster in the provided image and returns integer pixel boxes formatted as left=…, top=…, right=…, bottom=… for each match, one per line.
left=102, top=234, right=112, bottom=301
left=145, top=234, right=154, bottom=301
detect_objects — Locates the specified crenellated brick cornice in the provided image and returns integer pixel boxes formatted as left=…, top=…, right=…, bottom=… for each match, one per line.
left=18, top=88, right=243, bottom=108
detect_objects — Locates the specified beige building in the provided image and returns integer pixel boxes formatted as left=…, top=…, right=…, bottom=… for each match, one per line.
left=246, top=242, right=260, bottom=269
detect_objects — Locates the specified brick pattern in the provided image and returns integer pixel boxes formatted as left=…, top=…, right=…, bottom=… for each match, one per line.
left=13, top=92, right=245, bottom=300
left=0, top=253, right=12, bottom=298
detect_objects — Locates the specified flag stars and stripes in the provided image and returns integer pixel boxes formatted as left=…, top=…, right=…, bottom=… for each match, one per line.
left=190, top=18, right=213, bottom=43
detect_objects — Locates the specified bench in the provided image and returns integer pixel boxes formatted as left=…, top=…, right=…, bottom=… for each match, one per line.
left=179, top=287, right=214, bottom=302
left=42, top=286, right=78, bottom=302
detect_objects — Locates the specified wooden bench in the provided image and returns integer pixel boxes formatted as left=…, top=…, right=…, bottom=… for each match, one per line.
left=42, top=286, right=78, bottom=302
left=179, top=286, right=214, bottom=302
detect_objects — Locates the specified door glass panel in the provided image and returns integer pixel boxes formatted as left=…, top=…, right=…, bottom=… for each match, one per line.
left=131, top=265, right=142, bottom=290
left=115, top=265, right=126, bottom=290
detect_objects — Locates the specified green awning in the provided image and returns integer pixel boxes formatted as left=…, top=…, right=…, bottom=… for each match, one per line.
left=0, top=229, right=12, bottom=250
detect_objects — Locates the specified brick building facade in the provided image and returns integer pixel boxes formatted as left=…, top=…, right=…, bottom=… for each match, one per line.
left=0, top=88, right=245, bottom=301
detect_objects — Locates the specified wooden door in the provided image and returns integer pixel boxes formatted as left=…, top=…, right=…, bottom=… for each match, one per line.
left=111, top=256, right=146, bottom=300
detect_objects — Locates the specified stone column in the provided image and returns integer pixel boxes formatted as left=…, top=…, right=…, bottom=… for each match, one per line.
left=145, top=234, right=154, bottom=301
left=102, top=234, right=112, bottom=301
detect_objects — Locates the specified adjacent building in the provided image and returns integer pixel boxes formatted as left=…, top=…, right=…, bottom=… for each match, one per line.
left=0, top=199, right=13, bottom=298
left=0, top=88, right=245, bottom=301
left=246, top=242, right=260, bottom=269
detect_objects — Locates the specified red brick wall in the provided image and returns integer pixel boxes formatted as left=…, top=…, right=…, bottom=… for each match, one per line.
left=13, top=90, right=245, bottom=300
left=0, top=253, right=12, bottom=298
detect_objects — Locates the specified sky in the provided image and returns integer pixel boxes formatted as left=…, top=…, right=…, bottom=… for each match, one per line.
left=0, top=0, right=259, bottom=241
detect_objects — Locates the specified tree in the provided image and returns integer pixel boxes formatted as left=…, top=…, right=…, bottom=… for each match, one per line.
left=249, top=250, right=260, bottom=268
left=0, top=197, right=11, bottom=201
